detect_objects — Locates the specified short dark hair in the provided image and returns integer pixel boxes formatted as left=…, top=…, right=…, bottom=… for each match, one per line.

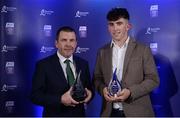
left=56, top=26, right=76, bottom=41
left=106, top=7, right=130, bottom=21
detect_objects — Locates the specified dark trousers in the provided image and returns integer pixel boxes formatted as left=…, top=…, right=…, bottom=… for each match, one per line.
left=110, top=108, right=125, bottom=117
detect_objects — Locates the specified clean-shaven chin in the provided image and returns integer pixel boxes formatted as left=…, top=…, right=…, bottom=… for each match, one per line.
left=64, top=49, right=74, bottom=55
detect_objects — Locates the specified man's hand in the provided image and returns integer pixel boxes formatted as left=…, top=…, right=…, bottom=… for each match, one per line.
left=103, top=87, right=131, bottom=102
left=115, top=88, right=131, bottom=102
left=61, top=87, right=79, bottom=107
left=103, top=87, right=116, bottom=102
left=80, top=88, right=92, bottom=103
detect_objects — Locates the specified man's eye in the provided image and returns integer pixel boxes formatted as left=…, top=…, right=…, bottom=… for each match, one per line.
left=70, top=39, right=75, bottom=42
left=61, top=39, right=66, bottom=41
left=117, top=22, right=122, bottom=25
left=109, top=23, right=114, bottom=26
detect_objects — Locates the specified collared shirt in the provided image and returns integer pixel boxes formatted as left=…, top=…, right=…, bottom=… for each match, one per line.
left=57, top=51, right=77, bottom=81
left=111, top=36, right=129, bottom=110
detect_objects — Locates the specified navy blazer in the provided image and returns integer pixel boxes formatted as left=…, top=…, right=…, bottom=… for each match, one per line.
left=30, top=53, right=93, bottom=117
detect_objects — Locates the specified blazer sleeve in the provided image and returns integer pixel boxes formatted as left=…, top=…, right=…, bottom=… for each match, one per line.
left=30, top=61, right=62, bottom=107
left=93, top=49, right=107, bottom=96
left=128, top=46, right=160, bottom=101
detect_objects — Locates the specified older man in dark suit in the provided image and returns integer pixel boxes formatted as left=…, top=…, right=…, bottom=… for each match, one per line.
left=93, top=7, right=159, bottom=117
left=31, top=26, right=93, bottom=117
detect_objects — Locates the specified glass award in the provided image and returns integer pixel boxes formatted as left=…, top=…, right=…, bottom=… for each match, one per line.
left=108, top=68, right=121, bottom=97
left=71, top=70, right=87, bottom=102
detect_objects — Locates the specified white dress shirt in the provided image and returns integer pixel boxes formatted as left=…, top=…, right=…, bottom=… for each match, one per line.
left=111, top=36, right=129, bottom=110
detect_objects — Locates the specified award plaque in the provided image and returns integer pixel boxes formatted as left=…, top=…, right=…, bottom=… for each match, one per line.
left=108, top=68, right=121, bottom=97
left=71, top=70, right=87, bottom=102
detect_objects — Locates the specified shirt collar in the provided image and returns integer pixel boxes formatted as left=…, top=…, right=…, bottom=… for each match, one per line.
left=57, top=51, right=73, bottom=63
left=110, top=36, right=130, bottom=48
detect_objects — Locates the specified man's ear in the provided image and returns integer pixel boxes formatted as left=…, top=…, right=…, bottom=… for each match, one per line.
left=55, top=40, right=58, bottom=48
left=127, top=23, right=132, bottom=30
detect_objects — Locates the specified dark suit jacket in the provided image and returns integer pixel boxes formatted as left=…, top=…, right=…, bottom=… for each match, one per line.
left=93, top=37, right=160, bottom=117
left=30, top=53, right=93, bottom=117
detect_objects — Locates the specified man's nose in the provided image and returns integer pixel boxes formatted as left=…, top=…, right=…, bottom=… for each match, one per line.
left=114, top=25, right=119, bottom=30
left=65, top=42, right=72, bottom=47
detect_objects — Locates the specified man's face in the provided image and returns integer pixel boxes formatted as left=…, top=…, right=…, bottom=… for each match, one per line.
left=55, top=31, right=77, bottom=58
left=108, top=18, right=130, bottom=41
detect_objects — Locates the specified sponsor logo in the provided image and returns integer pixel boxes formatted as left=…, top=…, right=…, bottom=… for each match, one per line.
left=145, top=27, right=160, bottom=34
left=75, top=10, right=89, bottom=18
left=150, top=42, right=158, bottom=54
left=5, top=22, right=15, bottom=35
left=1, top=5, right=17, bottom=13
left=40, top=46, right=55, bottom=53
left=1, top=45, right=17, bottom=52
left=40, top=9, right=54, bottom=16
left=1, top=45, right=8, bottom=52
left=5, top=62, right=15, bottom=74
left=79, top=26, right=87, bottom=38
left=75, top=46, right=89, bottom=53
left=5, top=101, right=15, bottom=113
left=150, top=5, right=158, bottom=18
left=1, top=84, right=7, bottom=92
left=44, top=25, right=52, bottom=37
left=1, top=84, right=17, bottom=92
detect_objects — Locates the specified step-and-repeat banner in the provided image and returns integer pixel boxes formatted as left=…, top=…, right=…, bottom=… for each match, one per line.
left=1, top=0, right=180, bottom=117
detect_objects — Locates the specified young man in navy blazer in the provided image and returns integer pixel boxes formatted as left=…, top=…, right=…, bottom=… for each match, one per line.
left=31, top=26, right=93, bottom=117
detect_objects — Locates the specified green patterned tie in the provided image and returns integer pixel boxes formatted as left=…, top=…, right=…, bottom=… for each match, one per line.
left=64, top=59, right=75, bottom=86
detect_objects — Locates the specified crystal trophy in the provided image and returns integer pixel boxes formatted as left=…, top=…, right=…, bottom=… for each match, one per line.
left=108, top=68, right=121, bottom=97
left=71, top=70, right=87, bottom=102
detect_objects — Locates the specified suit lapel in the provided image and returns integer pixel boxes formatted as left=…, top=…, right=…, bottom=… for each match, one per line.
left=52, top=54, right=68, bottom=84
left=122, top=38, right=136, bottom=81
left=104, top=44, right=113, bottom=83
